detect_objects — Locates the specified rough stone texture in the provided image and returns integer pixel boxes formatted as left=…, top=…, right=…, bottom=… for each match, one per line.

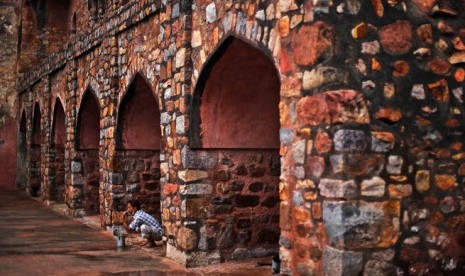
left=0, top=1, right=19, bottom=187
left=379, top=21, right=412, bottom=55
left=296, top=90, right=370, bottom=126
left=319, top=179, right=357, bottom=199
left=291, top=22, right=333, bottom=66
left=177, top=227, right=198, bottom=251
left=323, top=246, right=363, bottom=276
left=323, top=200, right=400, bottom=249
left=361, top=176, right=386, bottom=197
left=10, top=0, right=465, bottom=274
left=333, top=129, right=367, bottom=152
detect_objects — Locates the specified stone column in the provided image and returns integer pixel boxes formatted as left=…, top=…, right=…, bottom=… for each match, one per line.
left=100, top=34, right=119, bottom=229
left=24, top=91, right=33, bottom=193
left=65, top=56, right=85, bottom=217
left=160, top=0, right=194, bottom=266
left=40, top=76, right=53, bottom=203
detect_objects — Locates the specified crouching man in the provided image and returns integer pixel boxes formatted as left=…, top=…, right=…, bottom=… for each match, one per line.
left=123, top=199, right=163, bottom=248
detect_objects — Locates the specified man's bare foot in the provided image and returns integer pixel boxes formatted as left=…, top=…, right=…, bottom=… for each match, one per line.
left=140, top=239, right=155, bottom=248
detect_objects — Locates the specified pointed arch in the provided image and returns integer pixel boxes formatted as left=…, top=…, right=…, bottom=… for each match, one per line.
left=32, top=102, right=41, bottom=146
left=190, top=35, right=281, bottom=149
left=76, top=88, right=100, bottom=150
left=71, top=12, right=77, bottom=35
left=17, top=109, right=28, bottom=189
left=116, top=72, right=161, bottom=150
left=19, top=110, right=27, bottom=133
left=51, top=97, right=66, bottom=148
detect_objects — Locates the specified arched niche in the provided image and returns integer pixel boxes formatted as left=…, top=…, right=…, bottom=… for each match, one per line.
left=16, top=111, right=28, bottom=188
left=51, top=98, right=66, bottom=148
left=51, top=98, right=66, bottom=202
left=116, top=73, right=161, bottom=150
left=191, top=36, right=281, bottom=149
left=187, top=36, right=282, bottom=260
left=45, top=0, right=70, bottom=53
left=20, top=111, right=27, bottom=133
left=77, top=90, right=100, bottom=150
left=32, top=103, right=41, bottom=146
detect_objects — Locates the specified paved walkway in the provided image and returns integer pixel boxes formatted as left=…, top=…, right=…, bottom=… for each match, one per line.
left=0, top=187, right=272, bottom=276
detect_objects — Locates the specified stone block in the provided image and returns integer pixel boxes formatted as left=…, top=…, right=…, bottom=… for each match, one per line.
left=363, top=260, right=403, bottom=276
left=279, top=129, right=294, bottom=145
left=292, top=140, right=306, bottom=165
left=333, top=129, right=367, bottom=152
left=176, top=227, right=198, bottom=251
left=183, top=198, right=207, bottom=218
left=322, top=246, right=363, bottom=276
left=182, top=152, right=218, bottom=169
left=175, top=116, right=185, bottom=134
left=379, top=20, right=412, bottom=55
left=386, top=155, right=403, bottom=174
left=71, top=174, right=84, bottom=186
left=292, top=22, right=334, bottom=66
left=361, top=176, right=386, bottom=197
left=125, top=183, right=140, bottom=193
left=435, top=175, right=457, bottom=190
left=303, top=66, right=343, bottom=90
left=109, top=172, right=123, bottom=185
left=388, top=184, right=412, bottom=199
left=297, top=90, right=370, bottom=126
left=178, top=170, right=209, bottom=183
left=323, top=200, right=400, bottom=249
left=179, top=184, right=213, bottom=195
left=371, top=131, right=395, bottom=153
left=307, top=156, right=325, bottom=178
left=71, top=161, right=82, bottom=173
left=206, top=2, right=217, bottom=23
left=319, top=179, right=357, bottom=199
left=314, top=130, right=332, bottom=153
left=216, top=223, right=235, bottom=249
left=330, top=154, right=384, bottom=176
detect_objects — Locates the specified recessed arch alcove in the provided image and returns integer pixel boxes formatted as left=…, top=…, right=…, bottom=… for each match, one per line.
left=77, top=89, right=99, bottom=150
left=116, top=73, right=161, bottom=150
left=16, top=111, right=28, bottom=189
left=30, top=103, right=42, bottom=196
left=45, top=0, right=71, bottom=54
left=191, top=36, right=281, bottom=149
left=32, top=103, right=41, bottom=146
left=51, top=98, right=66, bottom=202
left=187, top=36, right=282, bottom=261
left=76, top=89, right=100, bottom=214
left=113, top=73, right=162, bottom=221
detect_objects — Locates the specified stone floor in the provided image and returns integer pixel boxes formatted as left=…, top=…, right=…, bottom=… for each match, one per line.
left=0, top=187, right=273, bottom=276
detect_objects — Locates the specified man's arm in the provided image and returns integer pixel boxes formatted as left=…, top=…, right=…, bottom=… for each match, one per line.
left=122, top=211, right=135, bottom=233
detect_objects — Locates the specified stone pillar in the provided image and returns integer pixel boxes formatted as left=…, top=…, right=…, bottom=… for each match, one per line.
left=65, top=57, right=85, bottom=217
left=40, top=76, right=53, bottom=203
left=277, top=0, right=465, bottom=275
left=24, top=91, right=33, bottom=193
left=100, top=34, right=119, bottom=228
left=160, top=0, right=194, bottom=266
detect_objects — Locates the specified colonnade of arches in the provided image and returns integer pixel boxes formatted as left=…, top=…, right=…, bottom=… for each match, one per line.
left=18, top=36, right=282, bottom=258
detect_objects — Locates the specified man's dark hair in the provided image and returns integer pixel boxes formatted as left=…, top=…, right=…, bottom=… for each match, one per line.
left=128, top=199, right=141, bottom=210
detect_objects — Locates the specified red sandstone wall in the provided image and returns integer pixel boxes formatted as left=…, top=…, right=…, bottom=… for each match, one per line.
left=113, top=150, right=161, bottom=221
left=80, top=150, right=99, bottom=214
left=0, top=0, right=19, bottom=187
left=0, top=117, right=17, bottom=187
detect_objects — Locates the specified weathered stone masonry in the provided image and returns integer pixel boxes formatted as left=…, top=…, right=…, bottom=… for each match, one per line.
left=11, top=0, right=465, bottom=274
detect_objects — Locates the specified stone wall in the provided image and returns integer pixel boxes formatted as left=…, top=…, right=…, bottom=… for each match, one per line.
left=277, top=0, right=465, bottom=274
left=113, top=150, right=161, bottom=221
left=174, top=149, right=280, bottom=265
left=0, top=0, right=19, bottom=187
left=14, top=0, right=465, bottom=274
